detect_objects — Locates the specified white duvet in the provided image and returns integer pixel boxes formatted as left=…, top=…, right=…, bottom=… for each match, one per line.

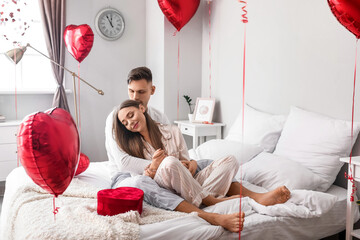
left=0, top=165, right=339, bottom=240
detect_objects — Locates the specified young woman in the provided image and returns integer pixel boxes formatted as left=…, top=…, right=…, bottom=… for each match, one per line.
left=113, top=100, right=240, bottom=208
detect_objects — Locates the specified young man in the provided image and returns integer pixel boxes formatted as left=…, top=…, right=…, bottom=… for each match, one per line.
left=105, top=67, right=289, bottom=233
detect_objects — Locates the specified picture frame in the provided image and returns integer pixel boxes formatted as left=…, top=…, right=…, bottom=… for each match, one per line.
left=193, top=98, right=215, bottom=123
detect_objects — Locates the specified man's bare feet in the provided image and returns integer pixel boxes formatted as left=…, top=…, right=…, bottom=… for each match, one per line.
left=214, top=212, right=245, bottom=233
left=254, top=186, right=291, bottom=206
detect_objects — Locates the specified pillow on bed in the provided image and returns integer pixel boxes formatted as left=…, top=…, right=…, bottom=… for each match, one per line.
left=241, top=152, right=327, bottom=191
left=189, top=139, right=262, bottom=164
left=274, top=106, right=360, bottom=192
left=225, top=104, right=286, bottom=152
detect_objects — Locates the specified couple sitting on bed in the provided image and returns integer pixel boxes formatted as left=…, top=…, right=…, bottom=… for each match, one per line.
left=106, top=67, right=291, bottom=233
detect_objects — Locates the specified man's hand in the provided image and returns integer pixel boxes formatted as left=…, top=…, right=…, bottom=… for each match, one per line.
left=180, top=160, right=197, bottom=176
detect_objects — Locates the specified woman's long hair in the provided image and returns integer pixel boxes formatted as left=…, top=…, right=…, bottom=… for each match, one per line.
left=113, top=100, right=164, bottom=159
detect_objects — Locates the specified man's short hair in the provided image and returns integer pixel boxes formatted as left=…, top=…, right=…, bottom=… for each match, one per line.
left=127, top=67, right=152, bottom=84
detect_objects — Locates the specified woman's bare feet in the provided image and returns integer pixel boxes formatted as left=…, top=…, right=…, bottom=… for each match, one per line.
left=254, top=186, right=291, bottom=206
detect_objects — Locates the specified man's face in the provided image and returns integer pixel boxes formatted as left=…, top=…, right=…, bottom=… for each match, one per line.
left=128, top=79, right=155, bottom=108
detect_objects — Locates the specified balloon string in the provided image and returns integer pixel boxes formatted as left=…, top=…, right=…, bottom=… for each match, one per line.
left=14, top=47, right=19, bottom=167
left=77, top=63, right=81, bottom=136
left=347, top=39, right=359, bottom=202
left=14, top=48, right=18, bottom=121
left=53, top=196, right=59, bottom=221
left=239, top=1, right=248, bottom=238
left=177, top=32, right=180, bottom=121
left=239, top=0, right=248, bottom=23
left=208, top=1, right=212, bottom=98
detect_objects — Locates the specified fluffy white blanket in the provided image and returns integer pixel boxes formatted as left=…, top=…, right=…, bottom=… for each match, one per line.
left=205, top=188, right=338, bottom=220
left=2, top=178, right=189, bottom=240
left=2, top=175, right=338, bottom=240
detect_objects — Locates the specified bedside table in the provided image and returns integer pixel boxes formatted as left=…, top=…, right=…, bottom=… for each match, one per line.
left=341, top=156, right=360, bottom=240
left=174, top=120, right=225, bottom=149
left=0, top=120, right=22, bottom=181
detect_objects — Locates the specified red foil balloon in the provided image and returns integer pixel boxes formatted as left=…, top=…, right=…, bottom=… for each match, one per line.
left=17, top=108, right=80, bottom=197
left=63, top=24, right=94, bottom=63
left=328, top=0, right=360, bottom=39
left=75, top=152, right=90, bottom=176
left=158, top=0, right=200, bottom=31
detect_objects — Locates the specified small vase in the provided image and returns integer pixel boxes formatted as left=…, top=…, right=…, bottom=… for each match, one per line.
left=188, top=114, right=193, bottom=122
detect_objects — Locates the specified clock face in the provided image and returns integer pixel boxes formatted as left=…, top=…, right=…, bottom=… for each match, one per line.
left=95, top=8, right=125, bottom=40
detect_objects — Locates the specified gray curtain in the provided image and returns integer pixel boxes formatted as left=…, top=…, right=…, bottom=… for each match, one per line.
left=38, top=0, right=70, bottom=112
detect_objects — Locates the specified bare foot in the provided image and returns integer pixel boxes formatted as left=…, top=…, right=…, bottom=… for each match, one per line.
left=215, top=212, right=245, bottom=233
left=254, top=186, right=290, bottom=206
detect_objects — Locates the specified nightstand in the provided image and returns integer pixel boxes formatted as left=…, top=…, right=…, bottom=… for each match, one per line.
left=341, top=156, right=360, bottom=240
left=0, top=120, right=22, bottom=181
left=174, top=120, right=225, bottom=149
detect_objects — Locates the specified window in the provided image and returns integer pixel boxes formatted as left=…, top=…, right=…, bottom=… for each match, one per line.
left=0, top=1, right=57, bottom=92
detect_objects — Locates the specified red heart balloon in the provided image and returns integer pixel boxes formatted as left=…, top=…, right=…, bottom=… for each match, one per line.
left=75, top=152, right=90, bottom=176
left=328, top=0, right=360, bottom=39
left=17, top=108, right=80, bottom=197
left=63, top=24, right=94, bottom=63
left=158, top=0, right=200, bottom=31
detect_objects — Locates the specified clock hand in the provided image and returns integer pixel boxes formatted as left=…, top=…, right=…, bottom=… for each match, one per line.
left=106, top=15, right=114, bottom=28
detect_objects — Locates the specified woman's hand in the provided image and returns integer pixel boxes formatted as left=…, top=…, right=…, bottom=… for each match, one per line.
left=144, top=164, right=157, bottom=179
left=145, top=149, right=167, bottom=178
left=152, top=149, right=167, bottom=167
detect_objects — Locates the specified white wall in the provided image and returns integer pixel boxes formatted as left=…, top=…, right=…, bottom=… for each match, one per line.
left=146, top=1, right=203, bottom=124
left=202, top=0, right=360, bottom=136
left=64, top=0, right=146, bottom=162
left=146, top=0, right=165, bottom=114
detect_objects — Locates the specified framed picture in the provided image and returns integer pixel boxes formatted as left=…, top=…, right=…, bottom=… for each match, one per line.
left=193, top=98, right=215, bottom=123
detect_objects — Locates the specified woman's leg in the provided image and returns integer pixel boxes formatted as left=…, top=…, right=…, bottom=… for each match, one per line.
left=227, top=182, right=290, bottom=206
left=154, top=156, right=232, bottom=207
left=175, top=200, right=245, bottom=233
left=195, top=155, right=239, bottom=198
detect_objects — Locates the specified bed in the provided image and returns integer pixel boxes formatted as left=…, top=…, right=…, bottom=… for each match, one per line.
left=1, top=105, right=360, bottom=239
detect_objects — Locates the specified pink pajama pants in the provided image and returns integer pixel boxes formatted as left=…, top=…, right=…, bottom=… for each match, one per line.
left=154, top=155, right=239, bottom=207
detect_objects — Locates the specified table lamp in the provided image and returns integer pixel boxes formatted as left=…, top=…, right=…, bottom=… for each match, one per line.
left=5, top=43, right=104, bottom=125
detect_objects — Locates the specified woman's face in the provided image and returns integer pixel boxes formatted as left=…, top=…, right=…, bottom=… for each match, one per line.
left=118, top=105, right=147, bottom=133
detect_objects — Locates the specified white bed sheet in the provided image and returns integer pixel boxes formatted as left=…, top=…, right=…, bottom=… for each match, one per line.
left=1, top=162, right=358, bottom=240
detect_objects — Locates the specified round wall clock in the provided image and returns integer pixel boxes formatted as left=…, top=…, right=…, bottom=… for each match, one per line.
left=95, top=8, right=125, bottom=41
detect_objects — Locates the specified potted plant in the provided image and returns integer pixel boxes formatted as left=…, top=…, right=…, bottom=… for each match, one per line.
left=183, top=95, right=194, bottom=122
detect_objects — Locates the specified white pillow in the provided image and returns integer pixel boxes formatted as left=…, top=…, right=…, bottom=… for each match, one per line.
left=274, top=106, right=360, bottom=191
left=225, top=104, right=286, bottom=152
left=189, top=139, right=262, bottom=165
left=241, top=152, right=327, bottom=191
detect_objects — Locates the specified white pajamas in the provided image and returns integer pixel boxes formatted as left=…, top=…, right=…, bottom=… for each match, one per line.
left=154, top=155, right=239, bottom=207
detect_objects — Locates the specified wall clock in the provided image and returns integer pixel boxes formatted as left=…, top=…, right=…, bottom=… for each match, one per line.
left=95, top=8, right=125, bottom=41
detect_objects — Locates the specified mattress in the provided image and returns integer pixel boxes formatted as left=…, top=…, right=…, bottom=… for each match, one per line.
left=1, top=161, right=358, bottom=240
